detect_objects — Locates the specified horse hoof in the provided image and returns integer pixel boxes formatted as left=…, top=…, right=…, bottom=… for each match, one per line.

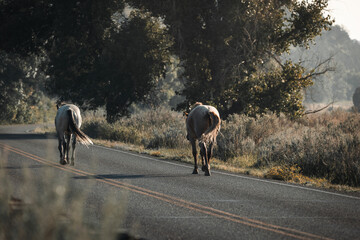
left=192, top=169, right=199, bottom=174
left=70, top=162, right=74, bottom=166
left=60, top=160, right=67, bottom=165
left=205, top=171, right=211, bottom=176
left=201, top=166, right=207, bottom=172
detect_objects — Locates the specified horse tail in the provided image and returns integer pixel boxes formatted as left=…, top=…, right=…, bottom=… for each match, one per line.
left=67, top=109, right=93, bottom=146
left=200, top=110, right=221, bottom=144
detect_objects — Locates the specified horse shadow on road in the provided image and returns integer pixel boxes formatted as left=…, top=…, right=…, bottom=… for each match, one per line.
left=0, top=133, right=57, bottom=140
left=0, top=164, right=52, bottom=170
left=73, top=173, right=194, bottom=180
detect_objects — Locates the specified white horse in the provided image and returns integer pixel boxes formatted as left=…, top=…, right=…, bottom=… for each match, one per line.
left=185, top=102, right=221, bottom=176
left=55, top=103, right=93, bottom=165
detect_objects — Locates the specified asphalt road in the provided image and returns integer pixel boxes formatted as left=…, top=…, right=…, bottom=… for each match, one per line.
left=1, top=124, right=360, bottom=240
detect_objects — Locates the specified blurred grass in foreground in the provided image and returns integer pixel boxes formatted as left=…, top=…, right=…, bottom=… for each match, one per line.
left=0, top=149, right=140, bottom=240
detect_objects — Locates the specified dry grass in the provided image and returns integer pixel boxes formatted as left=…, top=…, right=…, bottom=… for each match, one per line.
left=257, top=110, right=360, bottom=187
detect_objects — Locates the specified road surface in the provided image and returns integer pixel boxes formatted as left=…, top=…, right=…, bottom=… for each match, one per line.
left=0, top=124, right=359, bottom=240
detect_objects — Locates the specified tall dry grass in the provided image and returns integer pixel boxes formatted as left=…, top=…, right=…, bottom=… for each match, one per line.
left=82, top=107, right=360, bottom=187
left=257, top=110, right=360, bottom=186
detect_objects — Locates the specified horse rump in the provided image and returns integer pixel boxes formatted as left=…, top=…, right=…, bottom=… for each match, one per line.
left=67, top=109, right=93, bottom=146
left=200, top=110, right=221, bottom=144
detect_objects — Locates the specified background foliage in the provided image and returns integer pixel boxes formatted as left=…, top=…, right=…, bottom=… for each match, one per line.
left=127, top=0, right=333, bottom=118
left=1, top=0, right=335, bottom=121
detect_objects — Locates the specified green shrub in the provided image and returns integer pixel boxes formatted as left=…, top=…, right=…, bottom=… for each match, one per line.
left=146, top=124, right=187, bottom=149
left=216, top=113, right=292, bottom=161
left=110, top=125, right=141, bottom=144
left=0, top=95, right=57, bottom=124
left=82, top=119, right=113, bottom=140
left=216, top=114, right=255, bottom=160
left=82, top=119, right=142, bottom=144
left=82, top=107, right=187, bottom=148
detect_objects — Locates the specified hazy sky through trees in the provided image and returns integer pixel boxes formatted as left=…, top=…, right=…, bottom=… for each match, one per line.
left=328, top=0, right=360, bottom=41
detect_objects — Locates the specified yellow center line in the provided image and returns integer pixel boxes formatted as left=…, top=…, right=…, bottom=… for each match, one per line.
left=0, top=143, right=333, bottom=240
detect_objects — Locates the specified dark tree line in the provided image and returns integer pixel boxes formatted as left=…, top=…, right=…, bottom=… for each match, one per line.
left=0, top=0, right=333, bottom=122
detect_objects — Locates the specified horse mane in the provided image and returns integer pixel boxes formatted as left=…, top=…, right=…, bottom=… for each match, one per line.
left=184, top=102, right=203, bottom=118
left=191, top=102, right=203, bottom=109
left=56, top=99, right=67, bottom=110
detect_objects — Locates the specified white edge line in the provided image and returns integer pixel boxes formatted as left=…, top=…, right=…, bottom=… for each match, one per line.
left=91, top=144, right=360, bottom=201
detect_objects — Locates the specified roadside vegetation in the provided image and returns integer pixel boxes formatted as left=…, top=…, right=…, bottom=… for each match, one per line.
left=81, top=106, right=360, bottom=191
left=3, top=96, right=359, bottom=190
left=0, top=94, right=57, bottom=125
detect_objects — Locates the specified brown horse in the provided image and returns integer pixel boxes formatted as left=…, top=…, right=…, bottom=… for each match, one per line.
left=185, top=103, right=221, bottom=176
left=55, top=103, right=93, bottom=166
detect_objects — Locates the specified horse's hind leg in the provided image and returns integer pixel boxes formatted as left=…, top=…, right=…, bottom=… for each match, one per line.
left=200, top=149, right=206, bottom=172
left=200, top=142, right=210, bottom=176
left=206, top=142, right=214, bottom=175
left=70, top=135, right=76, bottom=166
left=207, top=142, right=213, bottom=161
left=190, top=139, right=198, bottom=174
left=59, top=136, right=67, bottom=165
left=65, top=133, right=71, bottom=164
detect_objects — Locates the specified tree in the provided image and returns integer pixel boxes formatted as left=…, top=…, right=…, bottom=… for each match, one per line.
left=42, top=0, right=125, bottom=106
left=0, top=1, right=172, bottom=122
left=127, top=0, right=334, bottom=118
left=82, top=11, right=172, bottom=122
left=0, top=0, right=54, bottom=56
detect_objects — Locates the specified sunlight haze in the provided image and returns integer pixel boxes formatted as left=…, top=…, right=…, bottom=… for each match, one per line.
left=328, top=0, right=360, bottom=41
